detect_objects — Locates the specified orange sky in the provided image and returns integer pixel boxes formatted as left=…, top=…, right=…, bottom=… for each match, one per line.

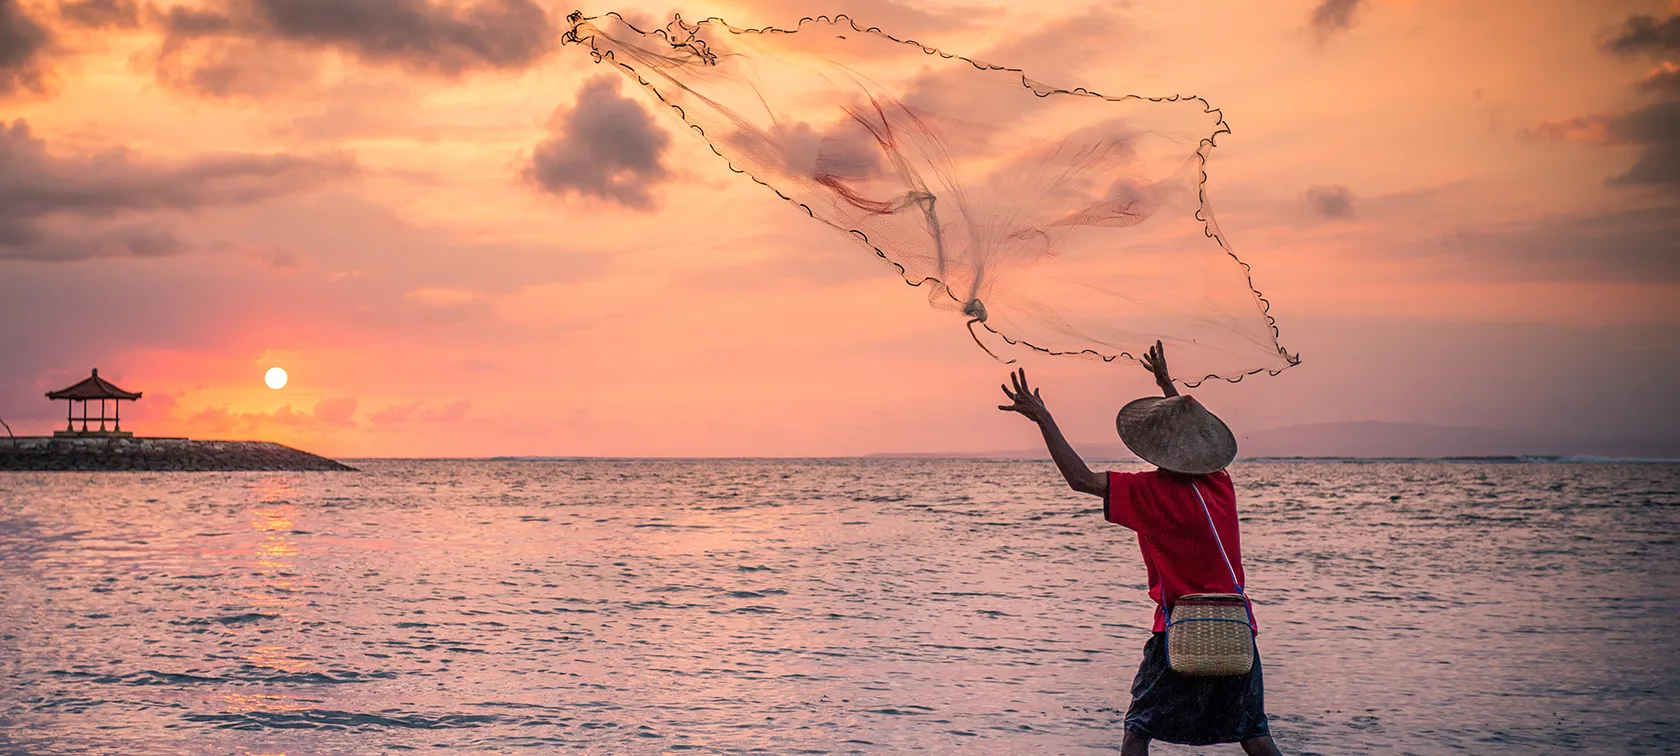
left=2, top=0, right=1677, bottom=457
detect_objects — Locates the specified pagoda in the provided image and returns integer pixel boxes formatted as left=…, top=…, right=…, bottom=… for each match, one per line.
left=45, top=368, right=142, bottom=438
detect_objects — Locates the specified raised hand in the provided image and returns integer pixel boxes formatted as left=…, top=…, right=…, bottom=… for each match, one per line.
left=1140, top=340, right=1180, bottom=397
left=998, top=368, right=1051, bottom=425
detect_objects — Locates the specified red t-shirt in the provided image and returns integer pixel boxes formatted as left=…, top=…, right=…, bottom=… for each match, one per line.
left=1104, top=469, right=1257, bottom=634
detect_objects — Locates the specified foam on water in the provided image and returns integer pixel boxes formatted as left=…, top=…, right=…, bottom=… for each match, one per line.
left=1, top=460, right=1677, bottom=754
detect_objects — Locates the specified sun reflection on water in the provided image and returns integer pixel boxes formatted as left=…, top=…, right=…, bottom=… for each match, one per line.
left=236, top=478, right=313, bottom=681
left=220, top=692, right=307, bottom=714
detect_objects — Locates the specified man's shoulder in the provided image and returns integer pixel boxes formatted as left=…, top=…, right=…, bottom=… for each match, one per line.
left=1200, top=469, right=1238, bottom=499
left=1107, top=468, right=1170, bottom=492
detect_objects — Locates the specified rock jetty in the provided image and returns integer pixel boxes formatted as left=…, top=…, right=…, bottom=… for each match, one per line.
left=0, top=437, right=356, bottom=472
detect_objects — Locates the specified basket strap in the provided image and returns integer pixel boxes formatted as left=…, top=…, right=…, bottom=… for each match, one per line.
left=1187, top=478, right=1257, bottom=632
left=1189, top=480, right=1242, bottom=595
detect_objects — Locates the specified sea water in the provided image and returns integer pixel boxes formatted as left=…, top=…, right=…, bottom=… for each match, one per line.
left=1, top=460, right=1676, bottom=755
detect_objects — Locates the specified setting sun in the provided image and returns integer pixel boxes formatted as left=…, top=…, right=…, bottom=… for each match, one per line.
left=264, top=367, right=288, bottom=390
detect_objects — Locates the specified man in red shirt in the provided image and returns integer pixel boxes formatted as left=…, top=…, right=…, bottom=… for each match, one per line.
left=999, top=341, right=1283, bottom=756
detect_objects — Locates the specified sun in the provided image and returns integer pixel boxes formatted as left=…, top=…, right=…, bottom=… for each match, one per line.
left=264, top=367, right=288, bottom=390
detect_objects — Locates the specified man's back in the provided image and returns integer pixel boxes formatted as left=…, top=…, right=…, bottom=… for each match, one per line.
left=1104, top=469, right=1254, bottom=633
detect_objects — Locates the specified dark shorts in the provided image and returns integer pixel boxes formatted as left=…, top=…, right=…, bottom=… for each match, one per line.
left=1124, top=632, right=1271, bottom=745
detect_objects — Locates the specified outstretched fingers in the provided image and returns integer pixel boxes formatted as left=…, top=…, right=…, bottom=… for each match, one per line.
left=1141, top=340, right=1172, bottom=383
left=1000, top=370, right=1037, bottom=414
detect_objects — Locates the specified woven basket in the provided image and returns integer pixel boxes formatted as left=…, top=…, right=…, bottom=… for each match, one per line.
left=1166, top=593, right=1254, bottom=677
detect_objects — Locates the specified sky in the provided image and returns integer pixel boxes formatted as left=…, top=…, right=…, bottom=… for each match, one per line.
left=1, top=0, right=1677, bottom=458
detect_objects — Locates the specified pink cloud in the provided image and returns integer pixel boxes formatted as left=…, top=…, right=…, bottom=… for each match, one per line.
left=370, top=400, right=469, bottom=427
left=184, top=397, right=358, bottom=435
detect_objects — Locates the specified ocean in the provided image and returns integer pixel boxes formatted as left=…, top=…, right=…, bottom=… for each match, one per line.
left=1, top=460, right=1676, bottom=755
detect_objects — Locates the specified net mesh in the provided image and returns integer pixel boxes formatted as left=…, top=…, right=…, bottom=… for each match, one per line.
left=563, top=12, right=1298, bottom=384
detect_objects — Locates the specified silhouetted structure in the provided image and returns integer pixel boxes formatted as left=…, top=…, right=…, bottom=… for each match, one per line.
left=46, top=368, right=142, bottom=437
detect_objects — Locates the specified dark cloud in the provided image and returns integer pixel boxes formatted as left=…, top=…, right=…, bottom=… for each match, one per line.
left=1306, top=185, right=1355, bottom=218
left=1524, top=26, right=1680, bottom=192
left=523, top=76, right=671, bottom=209
left=152, top=35, right=319, bottom=98
left=1310, top=0, right=1365, bottom=36
left=60, top=0, right=138, bottom=28
left=1604, top=99, right=1680, bottom=187
left=0, top=119, right=353, bottom=261
left=150, top=0, right=557, bottom=95
left=1602, top=13, right=1680, bottom=58
left=0, top=0, right=53, bottom=96
left=1637, top=65, right=1680, bottom=96
left=1427, top=206, right=1680, bottom=282
left=1527, top=94, right=1680, bottom=190
left=1600, top=15, right=1680, bottom=189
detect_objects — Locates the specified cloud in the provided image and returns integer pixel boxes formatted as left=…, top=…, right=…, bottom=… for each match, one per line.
left=422, top=400, right=469, bottom=423
left=1604, top=100, right=1680, bottom=187
left=523, top=76, right=671, bottom=209
left=231, top=242, right=305, bottom=268
left=0, top=119, right=353, bottom=261
left=60, top=0, right=138, bottom=28
left=1306, top=185, right=1355, bottom=218
left=1602, top=12, right=1680, bottom=58
left=1523, top=22, right=1680, bottom=192
left=1521, top=115, right=1609, bottom=144
left=370, top=402, right=419, bottom=425
left=1422, top=206, right=1680, bottom=282
left=148, top=0, right=557, bottom=96
left=369, top=399, right=469, bottom=426
left=1638, top=63, right=1680, bottom=95
left=188, top=397, right=360, bottom=434
left=0, top=0, right=53, bottom=96
left=404, top=286, right=482, bottom=306
left=726, top=0, right=989, bottom=37
left=1310, top=0, right=1366, bottom=37
left=900, top=6, right=1133, bottom=129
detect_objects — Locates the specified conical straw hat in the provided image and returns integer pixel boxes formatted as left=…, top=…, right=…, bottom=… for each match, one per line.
left=1116, top=395, right=1237, bottom=475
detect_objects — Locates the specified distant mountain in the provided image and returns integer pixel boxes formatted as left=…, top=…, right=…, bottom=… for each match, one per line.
left=1236, top=422, right=1548, bottom=459
left=870, top=421, right=1678, bottom=460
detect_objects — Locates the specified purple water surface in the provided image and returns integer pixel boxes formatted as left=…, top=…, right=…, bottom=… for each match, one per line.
left=2, top=460, right=1677, bottom=754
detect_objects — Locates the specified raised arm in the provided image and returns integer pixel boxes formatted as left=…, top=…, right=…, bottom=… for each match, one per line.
left=998, top=368, right=1107, bottom=498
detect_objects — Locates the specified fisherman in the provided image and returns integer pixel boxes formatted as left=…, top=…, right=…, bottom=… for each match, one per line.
left=998, top=341, right=1282, bottom=756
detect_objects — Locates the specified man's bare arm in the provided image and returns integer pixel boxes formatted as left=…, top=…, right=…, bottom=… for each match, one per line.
left=998, top=369, right=1107, bottom=498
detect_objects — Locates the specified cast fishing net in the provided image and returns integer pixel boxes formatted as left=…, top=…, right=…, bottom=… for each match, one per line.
left=562, top=12, right=1298, bottom=384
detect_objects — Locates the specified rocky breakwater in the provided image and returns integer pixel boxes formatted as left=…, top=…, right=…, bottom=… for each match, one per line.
left=0, top=437, right=356, bottom=472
